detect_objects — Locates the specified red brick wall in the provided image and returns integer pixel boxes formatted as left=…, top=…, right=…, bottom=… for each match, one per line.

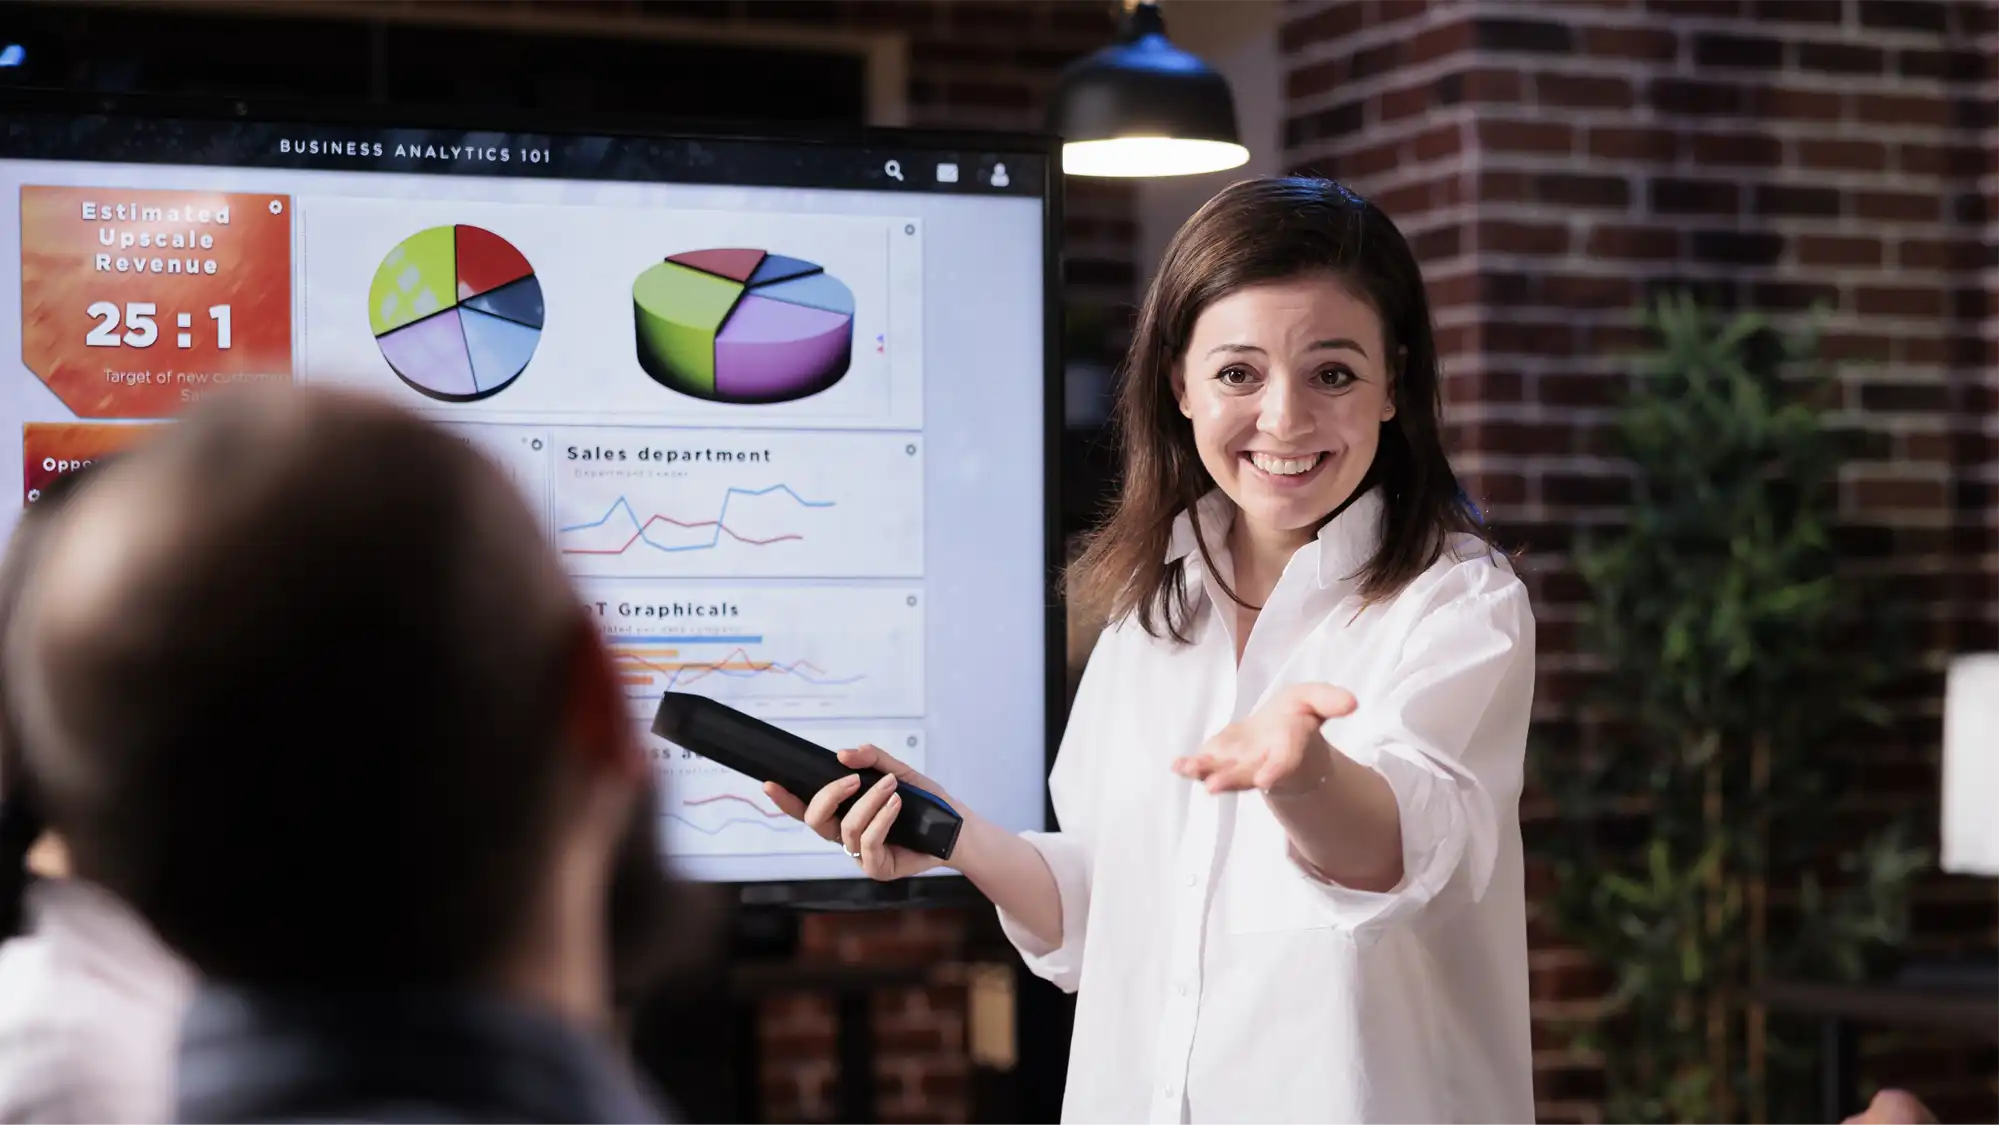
left=757, top=912, right=978, bottom=1122
left=1282, top=1, right=1996, bottom=1121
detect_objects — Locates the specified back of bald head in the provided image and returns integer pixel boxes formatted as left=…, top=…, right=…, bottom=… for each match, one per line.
left=9, top=387, right=584, bottom=987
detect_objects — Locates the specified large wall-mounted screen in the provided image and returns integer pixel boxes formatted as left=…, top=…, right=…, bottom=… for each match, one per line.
left=0, top=92, right=1058, bottom=890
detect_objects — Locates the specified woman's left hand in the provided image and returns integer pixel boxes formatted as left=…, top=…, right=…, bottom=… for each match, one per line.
left=1171, top=682, right=1358, bottom=795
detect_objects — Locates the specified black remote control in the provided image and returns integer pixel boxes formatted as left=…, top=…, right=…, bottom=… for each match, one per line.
left=651, top=692, right=963, bottom=861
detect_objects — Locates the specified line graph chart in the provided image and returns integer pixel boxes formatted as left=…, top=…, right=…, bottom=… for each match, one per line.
left=669, top=793, right=802, bottom=841
left=555, top=427, right=922, bottom=579
left=611, top=637, right=867, bottom=700
left=559, top=485, right=833, bottom=556
left=593, top=583, right=923, bottom=720
left=639, top=712, right=925, bottom=857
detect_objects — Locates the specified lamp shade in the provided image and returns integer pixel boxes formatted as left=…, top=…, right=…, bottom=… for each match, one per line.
left=1048, top=2, right=1250, bottom=178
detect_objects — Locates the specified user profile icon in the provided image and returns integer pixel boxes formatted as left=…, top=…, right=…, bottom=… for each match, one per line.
left=990, top=163, right=1010, bottom=188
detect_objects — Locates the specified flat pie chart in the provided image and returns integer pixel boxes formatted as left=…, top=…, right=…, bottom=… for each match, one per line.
left=632, top=249, right=853, bottom=404
left=369, top=225, right=544, bottom=403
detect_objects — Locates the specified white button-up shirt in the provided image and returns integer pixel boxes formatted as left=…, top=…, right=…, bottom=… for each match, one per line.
left=1000, top=489, right=1535, bottom=1124
left=0, top=878, right=192, bottom=1123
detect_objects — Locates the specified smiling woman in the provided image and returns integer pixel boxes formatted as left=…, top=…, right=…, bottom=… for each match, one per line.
left=1071, top=176, right=1486, bottom=640
left=766, top=177, right=1536, bottom=1124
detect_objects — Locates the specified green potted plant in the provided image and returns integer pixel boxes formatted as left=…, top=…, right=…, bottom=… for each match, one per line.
left=1535, top=293, right=1927, bottom=1124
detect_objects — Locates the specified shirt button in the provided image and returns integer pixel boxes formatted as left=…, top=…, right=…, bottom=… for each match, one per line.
left=1176, top=982, right=1189, bottom=996
left=1183, top=873, right=1197, bottom=888
left=1164, top=1085, right=1177, bottom=1098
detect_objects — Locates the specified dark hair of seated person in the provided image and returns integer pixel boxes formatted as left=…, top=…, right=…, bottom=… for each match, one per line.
left=0, top=462, right=114, bottom=941
left=3, top=392, right=700, bottom=995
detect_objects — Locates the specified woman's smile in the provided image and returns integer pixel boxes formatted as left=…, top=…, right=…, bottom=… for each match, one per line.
left=1242, top=450, right=1332, bottom=488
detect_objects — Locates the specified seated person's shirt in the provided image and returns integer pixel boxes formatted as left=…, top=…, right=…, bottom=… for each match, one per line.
left=0, top=878, right=193, bottom=1123
left=176, top=984, right=674, bottom=1124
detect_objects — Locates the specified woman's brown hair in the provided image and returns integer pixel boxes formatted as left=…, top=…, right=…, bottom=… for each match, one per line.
left=1067, top=176, right=1489, bottom=643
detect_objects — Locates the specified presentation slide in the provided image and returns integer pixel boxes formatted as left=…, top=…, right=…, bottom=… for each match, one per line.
left=18, top=185, right=294, bottom=418
left=296, top=196, right=922, bottom=428
left=584, top=582, right=924, bottom=721
left=555, top=428, right=923, bottom=580
left=0, top=105, right=1050, bottom=885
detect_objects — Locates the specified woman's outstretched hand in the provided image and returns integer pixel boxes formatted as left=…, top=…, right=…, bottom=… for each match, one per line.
left=1171, top=682, right=1359, bottom=794
left=765, top=744, right=952, bottom=881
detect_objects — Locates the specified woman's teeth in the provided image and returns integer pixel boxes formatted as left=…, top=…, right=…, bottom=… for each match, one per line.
left=1247, top=452, right=1323, bottom=476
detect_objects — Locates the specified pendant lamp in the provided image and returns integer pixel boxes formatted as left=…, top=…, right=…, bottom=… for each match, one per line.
left=1048, top=0, right=1251, bottom=178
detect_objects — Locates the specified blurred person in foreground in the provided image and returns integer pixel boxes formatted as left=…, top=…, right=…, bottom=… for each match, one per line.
left=2, top=387, right=710, bottom=1123
left=0, top=462, right=193, bottom=1123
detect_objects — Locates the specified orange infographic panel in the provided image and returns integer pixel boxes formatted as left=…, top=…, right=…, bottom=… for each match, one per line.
left=20, top=187, right=294, bottom=418
left=22, top=422, right=160, bottom=503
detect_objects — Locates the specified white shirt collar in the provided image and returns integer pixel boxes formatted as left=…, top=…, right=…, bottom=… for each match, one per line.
left=1165, top=486, right=1384, bottom=591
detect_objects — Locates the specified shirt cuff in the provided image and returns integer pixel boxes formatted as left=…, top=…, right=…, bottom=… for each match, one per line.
left=1285, top=731, right=1499, bottom=941
left=995, top=830, right=1090, bottom=993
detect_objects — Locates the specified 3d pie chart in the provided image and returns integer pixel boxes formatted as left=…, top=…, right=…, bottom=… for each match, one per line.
left=368, top=225, right=544, bottom=403
left=632, top=248, right=854, bottom=404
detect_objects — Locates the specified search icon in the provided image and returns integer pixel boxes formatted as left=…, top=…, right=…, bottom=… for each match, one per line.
left=884, top=159, right=904, bottom=182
